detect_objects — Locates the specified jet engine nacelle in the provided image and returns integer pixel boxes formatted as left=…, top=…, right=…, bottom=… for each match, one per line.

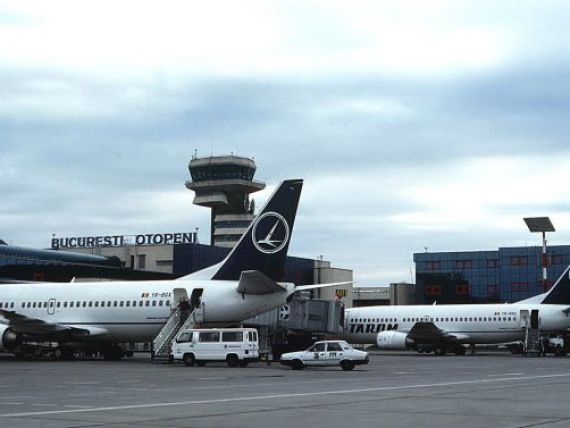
left=376, top=331, right=413, bottom=350
left=0, top=325, right=19, bottom=350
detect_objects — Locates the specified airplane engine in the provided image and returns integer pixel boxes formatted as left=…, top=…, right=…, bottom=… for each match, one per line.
left=0, top=325, right=19, bottom=351
left=376, top=331, right=413, bottom=350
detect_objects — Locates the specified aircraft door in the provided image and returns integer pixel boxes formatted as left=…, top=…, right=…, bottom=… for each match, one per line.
left=520, top=310, right=529, bottom=328
left=172, top=288, right=189, bottom=309
left=190, top=288, right=203, bottom=309
left=531, top=310, right=540, bottom=329
left=47, top=298, right=56, bottom=315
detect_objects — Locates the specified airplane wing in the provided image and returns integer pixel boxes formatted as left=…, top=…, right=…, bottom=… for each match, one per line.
left=294, top=281, right=353, bottom=292
left=236, top=270, right=287, bottom=295
left=0, top=309, right=94, bottom=339
left=408, top=321, right=469, bottom=344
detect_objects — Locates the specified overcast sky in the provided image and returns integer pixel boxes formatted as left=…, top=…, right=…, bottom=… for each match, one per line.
left=2, top=1, right=570, bottom=285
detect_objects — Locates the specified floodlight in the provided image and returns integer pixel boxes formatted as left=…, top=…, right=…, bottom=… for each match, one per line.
left=523, top=217, right=555, bottom=233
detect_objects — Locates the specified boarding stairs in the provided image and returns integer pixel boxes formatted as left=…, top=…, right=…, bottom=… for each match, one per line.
left=151, top=301, right=204, bottom=362
left=524, top=326, right=541, bottom=356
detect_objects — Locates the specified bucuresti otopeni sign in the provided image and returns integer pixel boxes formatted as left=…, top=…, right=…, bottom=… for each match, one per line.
left=51, top=232, right=197, bottom=249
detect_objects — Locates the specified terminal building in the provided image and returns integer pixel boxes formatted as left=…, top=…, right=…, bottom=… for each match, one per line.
left=414, top=245, right=570, bottom=304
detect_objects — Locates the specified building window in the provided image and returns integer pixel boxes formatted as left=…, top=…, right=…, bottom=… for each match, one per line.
left=455, top=260, right=472, bottom=269
left=511, top=256, right=528, bottom=266
left=511, top=282, right=528, bottom=292
left=455, top=285, right=470, bottom=295
left=487, top=284, right=500, bottom=294
left=426, top=261, right=441, bottom=271
left=487, top=259, right=500, bottom=268
left=138, top=254, right=146, bottom=270
left=426, top=285, right=442, bottom=296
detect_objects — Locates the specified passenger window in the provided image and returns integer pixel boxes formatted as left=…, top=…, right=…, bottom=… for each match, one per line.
left=327, top=342, right=342, bottom=352
left=89, top=302, right=93, bottom=307
left=95, top=302, right=99, bottom=307
left=70, top=302, right=74, bottom=308
left=83, top=302, right=87, bottom=307
left=32, top=302, right=37, bottom=308
left=56, top=302, right=61, bottom=308
left=120, top=301, right=124, bottom=307
left=152, top=301, right=157, bottom=307
left=166, top=300, right=170, bottom=306
left=107, top=301, right=111, bottom=307
left=222, top=332, right=243, bottom=342
left=126, top=301, right=130, bottom=307
left=310, top=343, right=326, bottom=352
left=159, top=300, right=163, bottom=306
left=145, top=301, right=150, bottom=307
left=199, top=332, right=220, bottom=342
left=139, top=301, right=143, bottom=307
left=113, top=301, right=118, bottom=307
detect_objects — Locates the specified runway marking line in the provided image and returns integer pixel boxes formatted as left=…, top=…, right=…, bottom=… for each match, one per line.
left=3, top=372, right=570, bottom=418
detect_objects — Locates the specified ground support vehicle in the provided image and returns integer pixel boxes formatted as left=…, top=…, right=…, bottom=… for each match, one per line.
left=171, top=328, right=259, bottom=367
left=279, top=340, right=368, bottom=371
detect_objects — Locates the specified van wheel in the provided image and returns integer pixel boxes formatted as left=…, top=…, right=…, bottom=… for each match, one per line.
left=340, top=360, right=354, bottom=371
left=292, top=359, right=304, bottom=370
left=183, top=354, right=195, bottom=367
left=226, top=354, right=239, bottom=367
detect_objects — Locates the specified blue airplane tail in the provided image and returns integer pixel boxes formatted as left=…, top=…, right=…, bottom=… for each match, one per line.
left=182, top=179, right=303, bottom=282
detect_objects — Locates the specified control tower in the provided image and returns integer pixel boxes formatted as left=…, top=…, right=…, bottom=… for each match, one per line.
left=185, top=154, right=266, bottom=248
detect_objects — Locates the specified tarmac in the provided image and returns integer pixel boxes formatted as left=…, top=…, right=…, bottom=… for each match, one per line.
left=1, top=351, right=570, bottom=428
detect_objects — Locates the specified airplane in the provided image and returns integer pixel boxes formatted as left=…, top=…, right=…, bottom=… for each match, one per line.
left=342, top=265, right=570, bottom=355
left=0, top=179, right=333, bottom=360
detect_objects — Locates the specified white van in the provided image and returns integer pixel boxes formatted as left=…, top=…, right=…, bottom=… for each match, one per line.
left=171, top=328, right=259, bottom=367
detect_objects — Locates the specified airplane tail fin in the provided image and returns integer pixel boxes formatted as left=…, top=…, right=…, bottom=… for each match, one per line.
left=518, top=264, right=570, bottom=304
left=539, top=264, right=570, bottom=304
left=181, top=179, right=303, bottom=281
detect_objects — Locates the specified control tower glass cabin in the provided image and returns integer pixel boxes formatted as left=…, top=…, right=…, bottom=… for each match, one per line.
left=185, top=155, right=265, bottom=248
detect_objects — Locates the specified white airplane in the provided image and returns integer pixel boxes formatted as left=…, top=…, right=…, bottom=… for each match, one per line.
left=0, top=179, right=333, bottom=360
left=343, top=265, right=570, bottom=355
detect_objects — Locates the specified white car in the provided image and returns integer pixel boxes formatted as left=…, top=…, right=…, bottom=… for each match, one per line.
left=279, top=340, right=369, bottom=371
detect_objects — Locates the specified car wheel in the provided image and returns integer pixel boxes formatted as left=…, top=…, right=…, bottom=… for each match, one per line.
left=183, top=353, right=195, bottom=367
left=226, top=354, right=239, bottom=367
left=292, top=359, right=304, bottom=370
left=340, top=360, right=354, bottom=371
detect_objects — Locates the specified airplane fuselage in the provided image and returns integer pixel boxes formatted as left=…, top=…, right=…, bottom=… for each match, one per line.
left=343, top=303, right=570, bottom=345
left=0, top=279, right=292, bottom=344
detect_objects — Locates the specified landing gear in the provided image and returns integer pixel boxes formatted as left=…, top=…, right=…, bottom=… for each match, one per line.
left=434, top=346, right=447, bottom=356
left=102, top=345, right=125, bottom=361
left=454, top=345, right=467, bottom=356
left=53, top=347, right=75, bottom=360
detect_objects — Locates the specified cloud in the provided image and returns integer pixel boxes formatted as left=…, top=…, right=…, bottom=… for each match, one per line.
left=2, top=1, right=570, bottom=284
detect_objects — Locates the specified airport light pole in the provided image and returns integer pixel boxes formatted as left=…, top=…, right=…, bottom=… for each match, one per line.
left=523, top=217, right=555, bottom=291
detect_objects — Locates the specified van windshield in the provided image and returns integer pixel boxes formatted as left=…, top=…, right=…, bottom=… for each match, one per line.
left=177, top=332, right=192, bottom=343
